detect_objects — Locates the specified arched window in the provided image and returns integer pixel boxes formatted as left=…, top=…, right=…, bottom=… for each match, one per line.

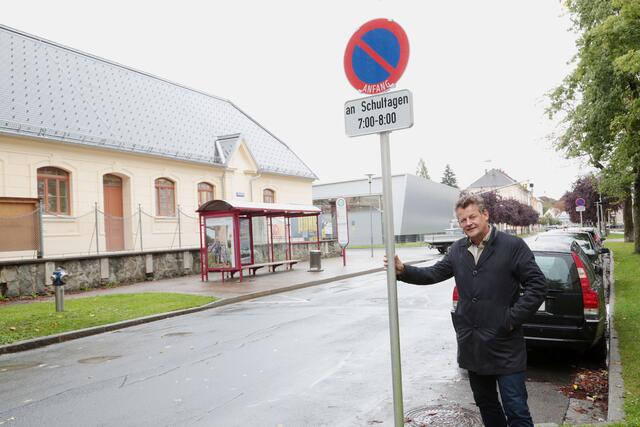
left=37, top=167, right=70, bottom=215
left=198, top=182, right=215, bottom=206
left=155, top=178, right=176, bottom=216
left=263, top=188, right=275, bottom=203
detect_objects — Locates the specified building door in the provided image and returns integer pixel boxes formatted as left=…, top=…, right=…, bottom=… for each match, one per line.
left=103, top=174, right=124, bottom=251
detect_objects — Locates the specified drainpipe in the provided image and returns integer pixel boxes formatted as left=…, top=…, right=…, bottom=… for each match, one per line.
left=249, top=174, right=262, bottom=202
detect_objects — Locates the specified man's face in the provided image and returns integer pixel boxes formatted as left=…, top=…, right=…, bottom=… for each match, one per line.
left=456, top=204, right=490, bottom=242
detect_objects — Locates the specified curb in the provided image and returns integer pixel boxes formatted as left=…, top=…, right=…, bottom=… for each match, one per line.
left=0, top=259, right=428, bottom=355
left=606, top=252, right=625, bottom=423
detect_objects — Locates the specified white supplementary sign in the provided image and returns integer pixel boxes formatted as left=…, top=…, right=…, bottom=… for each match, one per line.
left=576, top=206, right=586, bottom=212
left=344, top=89, right=414, bottom=137
left=336, top=197, right=349, bottom=247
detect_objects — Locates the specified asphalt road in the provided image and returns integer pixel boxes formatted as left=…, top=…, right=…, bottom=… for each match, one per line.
left=0, top=261, right=576, bottom=426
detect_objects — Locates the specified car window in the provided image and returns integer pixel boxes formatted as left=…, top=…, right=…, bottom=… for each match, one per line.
left=534, top=253, right=579, bottom=291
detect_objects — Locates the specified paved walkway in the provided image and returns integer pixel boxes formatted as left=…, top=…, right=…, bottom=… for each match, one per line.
left=57, top=246, right=435, bottom=302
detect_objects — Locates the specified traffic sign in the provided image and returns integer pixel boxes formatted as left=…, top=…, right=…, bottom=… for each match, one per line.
left=336, top=198, right=349, bottom=247
left=344, top=18, right=410, bottom=94
left=344, top=89, right=413, bottom=137
left=576, top=198, right=586, bottom=207
left=576, top=206, right=586, bottom=212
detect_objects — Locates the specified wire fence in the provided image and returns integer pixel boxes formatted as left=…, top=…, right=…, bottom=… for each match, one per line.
left=0, top=204, right=200, bottom=261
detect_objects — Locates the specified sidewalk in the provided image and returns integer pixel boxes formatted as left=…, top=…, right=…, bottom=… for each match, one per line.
left=56, top=246, right=434, bottom=302
left=0, top=246, right=435, bottom=354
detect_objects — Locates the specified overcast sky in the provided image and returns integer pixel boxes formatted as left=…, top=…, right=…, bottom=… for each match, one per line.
left=4, top=0, right=590, bottom=199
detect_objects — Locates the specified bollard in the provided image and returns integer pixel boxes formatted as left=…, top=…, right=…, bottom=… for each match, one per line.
left=51, top=267, right=68, bottom=312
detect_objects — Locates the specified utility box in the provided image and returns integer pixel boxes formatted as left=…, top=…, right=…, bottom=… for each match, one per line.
left=308, top=250, right=323, bottom=272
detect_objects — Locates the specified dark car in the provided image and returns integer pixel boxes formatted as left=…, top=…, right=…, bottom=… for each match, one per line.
left=521, top=238, right=608, bottom=362
left=530, top=230, right=609, bottom=271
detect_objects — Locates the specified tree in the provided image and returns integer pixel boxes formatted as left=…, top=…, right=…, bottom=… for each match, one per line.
left=547, top=0, right=640, bottom=251
left=561, top=175, right=613, bottom=225
left=416, top=158, right=430, bottom=180
left=441, top=164, right=459, bottom=188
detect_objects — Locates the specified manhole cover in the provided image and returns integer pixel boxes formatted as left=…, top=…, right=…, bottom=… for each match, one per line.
left=405, top=405, right=483, bottom=427
left=162, top=332, right=192, bottom=338
left=78, top=355, right=121, bottom=364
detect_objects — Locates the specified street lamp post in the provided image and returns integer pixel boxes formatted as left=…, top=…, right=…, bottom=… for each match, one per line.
left=365, top=174, right=375, bottom=258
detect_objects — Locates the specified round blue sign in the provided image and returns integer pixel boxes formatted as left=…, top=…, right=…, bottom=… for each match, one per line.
left=344, top=19, right=410, bottom=94
left=576, top=198, right=586, bottom=207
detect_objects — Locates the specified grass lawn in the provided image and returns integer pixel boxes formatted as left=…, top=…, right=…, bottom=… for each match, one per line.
left=604, top=241, right=640, bottom=426
left=608, top=232, right=624, bottom=239
left=0, top=293, right=217, bottom=345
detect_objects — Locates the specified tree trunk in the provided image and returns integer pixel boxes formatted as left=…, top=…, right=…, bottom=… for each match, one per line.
left=623, top=196, right=634, bottom=242
left=634, top=168, right=640, bottom=253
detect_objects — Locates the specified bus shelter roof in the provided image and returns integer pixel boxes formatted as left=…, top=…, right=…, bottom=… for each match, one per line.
left=197, top=200, right=320, bottom=216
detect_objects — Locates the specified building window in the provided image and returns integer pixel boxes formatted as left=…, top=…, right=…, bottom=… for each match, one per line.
left=198, top=182, right=215, bottom=206
left=155, top=178, right=176, bottom=216
left=263, top=188, right=275, bottom=203
left=37, top=167, right=70, bottom=215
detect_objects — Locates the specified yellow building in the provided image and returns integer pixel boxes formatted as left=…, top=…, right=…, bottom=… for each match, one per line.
left=0, top=25, right=316, bottom=260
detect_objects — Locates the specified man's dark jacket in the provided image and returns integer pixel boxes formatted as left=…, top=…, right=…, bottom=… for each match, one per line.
left=399, top=227, right=546, bottom=375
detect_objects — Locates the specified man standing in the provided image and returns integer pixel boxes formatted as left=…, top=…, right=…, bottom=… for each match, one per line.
left=386, top=194, right=546, bottom=427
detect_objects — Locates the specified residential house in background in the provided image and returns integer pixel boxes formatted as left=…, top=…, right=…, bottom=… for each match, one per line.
left=465, top=168, right=543, bottom=215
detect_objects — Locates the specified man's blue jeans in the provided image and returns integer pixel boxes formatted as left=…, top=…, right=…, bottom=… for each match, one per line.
left=468, top=370, right=534, bottom=427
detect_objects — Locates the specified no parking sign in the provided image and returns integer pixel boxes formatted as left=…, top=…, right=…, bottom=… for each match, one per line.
left=344, top=18, right=410, bottom=94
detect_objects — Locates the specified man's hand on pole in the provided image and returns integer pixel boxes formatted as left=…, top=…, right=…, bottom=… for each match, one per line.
left=383, top=255, right=405, bottom=276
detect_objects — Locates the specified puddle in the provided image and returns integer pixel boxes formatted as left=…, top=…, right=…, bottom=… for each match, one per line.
left=405, top=405, right=483, bottom=427
left=78, top=355, right=121, bottom=364
left=0, top=362, right=42, bottom=372
left=162, top=332, right=193, bottom=338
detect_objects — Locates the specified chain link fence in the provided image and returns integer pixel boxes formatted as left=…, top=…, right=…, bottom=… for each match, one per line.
left=0, top=204, right=200, bottom=261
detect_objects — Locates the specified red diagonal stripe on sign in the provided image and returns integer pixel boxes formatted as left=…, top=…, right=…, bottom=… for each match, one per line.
left=356, top=39, right=396, bottom=75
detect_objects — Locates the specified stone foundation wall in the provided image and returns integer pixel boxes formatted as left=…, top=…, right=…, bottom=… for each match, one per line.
left=0, top=249, right=201, bottom=298
left=0, top=241, right=341, bottom=298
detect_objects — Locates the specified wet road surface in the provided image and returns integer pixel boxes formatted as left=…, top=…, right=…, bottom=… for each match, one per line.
left=0, top=260, right=583, bottom=426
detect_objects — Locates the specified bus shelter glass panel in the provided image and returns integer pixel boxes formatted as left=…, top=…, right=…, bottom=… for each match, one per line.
left=205, top=216, right=235, bottom=269
left=289, top=216, right=318, bottom=243
left=239, top=217, right=251, bottom=265
left=251, top=216, right=269, bottom=263
left=271, top=216, right=287, bottom=261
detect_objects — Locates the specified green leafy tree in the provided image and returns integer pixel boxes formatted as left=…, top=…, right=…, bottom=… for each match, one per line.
left=547, top=0, right=640, bottom=251
left=440, top=164, right=459, bottom=188
left=416, top=158, right=430, bottom=180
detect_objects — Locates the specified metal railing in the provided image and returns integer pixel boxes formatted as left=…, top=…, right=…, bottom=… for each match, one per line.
left=0, top=204, right=200, bottom=261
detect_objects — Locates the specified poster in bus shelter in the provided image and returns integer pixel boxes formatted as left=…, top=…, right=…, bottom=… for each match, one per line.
left=239, top=218, right=251, bottom=265
left=205, top=216, right=235, bottom=269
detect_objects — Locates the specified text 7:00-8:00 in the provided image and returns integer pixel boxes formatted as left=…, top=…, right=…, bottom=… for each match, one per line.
left=358, top=112, right=397, bottom=129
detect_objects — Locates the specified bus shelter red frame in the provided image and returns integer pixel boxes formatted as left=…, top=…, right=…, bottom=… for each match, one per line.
left=197, top=200, right=321, bottom=282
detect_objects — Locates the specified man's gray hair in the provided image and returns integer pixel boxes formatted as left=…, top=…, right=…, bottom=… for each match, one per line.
left=455, top=194, right=486, bottom=212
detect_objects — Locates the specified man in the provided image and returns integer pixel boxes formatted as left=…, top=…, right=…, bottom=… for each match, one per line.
left=385, top=194, right=546, bottom=427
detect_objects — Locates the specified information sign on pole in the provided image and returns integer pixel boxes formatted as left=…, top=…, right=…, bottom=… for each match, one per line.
left=344, top=89, right=414, bottom=137
left=343, top=18, right=410, bottom=427
left=576, top=206, right=586, bottom=212
left=336, top=197, right=349, bottom=247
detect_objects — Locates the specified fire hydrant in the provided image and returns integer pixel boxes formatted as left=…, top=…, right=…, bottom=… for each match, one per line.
left=51, top=267, right=68, bottom=312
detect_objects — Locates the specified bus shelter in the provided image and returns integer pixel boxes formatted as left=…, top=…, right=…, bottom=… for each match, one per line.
left=197, top=200, right=321, bottom=282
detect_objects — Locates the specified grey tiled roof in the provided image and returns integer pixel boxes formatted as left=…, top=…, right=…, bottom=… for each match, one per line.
left=0, top=25, right=316, bottom=179
left=467, top=169, right=517, bottom=189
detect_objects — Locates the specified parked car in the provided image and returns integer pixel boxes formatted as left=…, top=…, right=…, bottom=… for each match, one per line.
left=451, top=238, right=608, bottom=362
left=533, top=230, right=608, bottom=270
left=523, top=238, right=608, bottom=361
left=423, top=219, right=464, bottom=254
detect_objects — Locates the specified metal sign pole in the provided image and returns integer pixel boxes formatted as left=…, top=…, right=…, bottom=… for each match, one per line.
left=580, top=211, right=583, bottom=228
left=379, top=130, right=404, bottom=426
